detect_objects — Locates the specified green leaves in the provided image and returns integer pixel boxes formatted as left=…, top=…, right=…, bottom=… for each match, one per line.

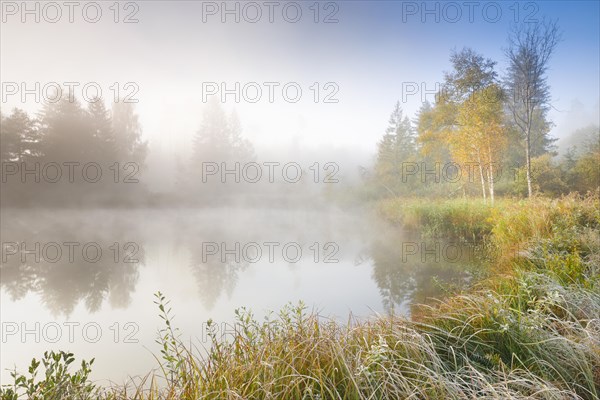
left=153, top=291, right=185, bottom=383
left=0, top=350, right=98, bottom=400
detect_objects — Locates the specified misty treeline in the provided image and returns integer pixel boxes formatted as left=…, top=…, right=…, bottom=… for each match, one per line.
left=174, top=99, right=332, bottom=207
left=0, top=92, right=327, bottom=207
left=0, top=93, right=148, bottom=206
left=1, top=97, right=148, bottom=165
left=368, top=20, right=599, bottom=204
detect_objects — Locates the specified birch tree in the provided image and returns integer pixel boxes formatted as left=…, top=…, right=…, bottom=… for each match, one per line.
left=505, top=20, right=561, bottom=197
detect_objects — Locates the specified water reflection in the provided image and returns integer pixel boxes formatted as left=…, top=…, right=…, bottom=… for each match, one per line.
left=1, top=210, right=143, bottom=316
left=367, top=232, right=482, bottom=314
left=190, top=255, right=249, bottom=310
left=1, top=207, right=484, bottom=316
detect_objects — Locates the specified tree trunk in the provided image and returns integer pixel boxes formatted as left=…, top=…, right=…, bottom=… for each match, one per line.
left=487, top=144, right=495, bottom=206
left=525, top=127, right=533, bottom=198
left=524, top=94, right=534, bottom=199
left=477, top=158, right=486, bottom=204
left=488, top=162, right=495, bottom=206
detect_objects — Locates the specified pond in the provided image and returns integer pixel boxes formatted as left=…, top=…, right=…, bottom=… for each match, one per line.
left=0, top=206, right=484, bottom=384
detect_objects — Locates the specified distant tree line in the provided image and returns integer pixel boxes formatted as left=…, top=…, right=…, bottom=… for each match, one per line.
left=1, top=93, right=317, bottom=207
left=1, top=92, right=147, bottom=206
left=1, top=96, right=146, bottom=166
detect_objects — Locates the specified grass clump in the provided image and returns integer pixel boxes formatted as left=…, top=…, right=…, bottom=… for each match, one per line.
left=104, top=277, right=598, bottom=399
left=3, top=283, right=598, bottom=399
left=378, top=197, right=495, bottom=241
left=490, top=193, right=600, bottom=265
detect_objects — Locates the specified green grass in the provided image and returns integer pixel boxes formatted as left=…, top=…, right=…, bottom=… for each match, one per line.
left=377, top=197, right=497, bottom=241
left=2, top=194, right=599, bottom=399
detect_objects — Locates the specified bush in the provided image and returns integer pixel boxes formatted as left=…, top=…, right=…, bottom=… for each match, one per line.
left=0, top=351, right=98, bottom=400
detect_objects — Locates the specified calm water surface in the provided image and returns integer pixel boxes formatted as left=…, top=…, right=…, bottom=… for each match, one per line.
left=0, top=206, right=481, bottom=384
